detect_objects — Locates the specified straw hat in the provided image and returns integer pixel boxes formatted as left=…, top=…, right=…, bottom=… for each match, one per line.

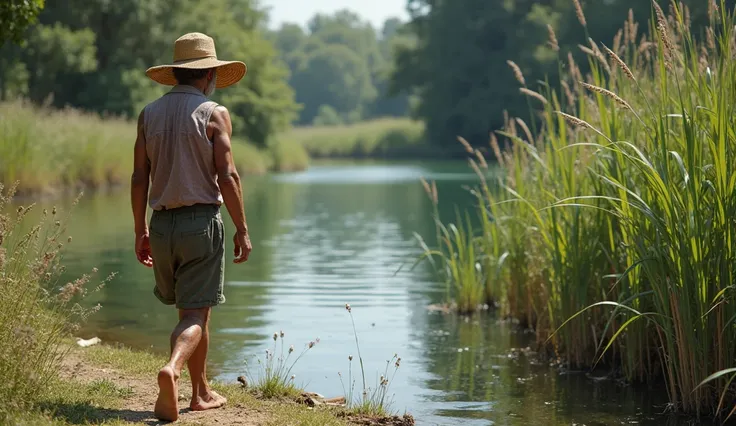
left=146, top=32, right=247, bottom=88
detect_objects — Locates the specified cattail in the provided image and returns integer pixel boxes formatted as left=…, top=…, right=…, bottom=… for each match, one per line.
left=515, top=118, right=534, bottom=145
left=604, top=45, right=635, bottom=81
left=561, top=80, right=576, bottom=108
left=573, top=0, right=587, bottom=27
left=506, top=60, right=526, bottom=86
left=457, top=136, right=473, bottom=153
left=474, top=149, right=488, bottom=169
left=547, top=24, right=559, bottom=52
left=613, top=30, right=623, bottom=55
left=489, top=133, right=505, bottom=168
left=580, top=82, right=633, bottom=111
left=519, top=88, right=548, bottom=105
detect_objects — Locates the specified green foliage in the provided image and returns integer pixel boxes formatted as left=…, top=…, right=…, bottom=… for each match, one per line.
left=244, top=332, right=317, bottom=399
left=0, top=0, right=44, bottom=44
left=284, top=118, right=427, bottom=158
left=0, top=186, right=109, bottom=420
left=423, top=0, right=736, bottom=417
left=0, top=101, right=291, bottom=195
left=270, top=10, right=412, bottom=124
left=393, top=0, right=727, bottom=149
left=3, top=0, right=298, bottom=147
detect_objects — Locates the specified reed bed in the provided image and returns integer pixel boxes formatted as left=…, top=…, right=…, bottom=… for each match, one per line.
left=282, top=118, right=429, bottom=158
left=0, top=101, right=306, bottom=195
left=421, top=0, right=736, bottom=418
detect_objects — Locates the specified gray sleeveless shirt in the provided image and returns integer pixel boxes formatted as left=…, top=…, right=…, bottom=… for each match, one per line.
left=143, top=85, right=223, bottom=211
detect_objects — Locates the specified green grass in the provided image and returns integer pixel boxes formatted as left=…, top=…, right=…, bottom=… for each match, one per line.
left=281, top=118, right=431, bottom=158
left=0, top=101, right=308, bottom=195
left=421, top=0, right=736, bottom=419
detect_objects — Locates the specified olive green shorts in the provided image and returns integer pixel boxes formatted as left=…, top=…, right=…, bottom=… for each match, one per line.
left=149, top=204, right=226, bottom=309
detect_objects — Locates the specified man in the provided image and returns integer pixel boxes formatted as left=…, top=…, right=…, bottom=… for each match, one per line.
left=131, top=32, right=252, bottom=422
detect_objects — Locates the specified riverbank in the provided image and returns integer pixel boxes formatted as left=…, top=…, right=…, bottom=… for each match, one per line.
left=10, top=342, right=412, bottom=425
left=0, top=101, right=310, bottom=196
left=276, top=118, right=438, bottom=159
left=420, top=3, right=736, bottom=419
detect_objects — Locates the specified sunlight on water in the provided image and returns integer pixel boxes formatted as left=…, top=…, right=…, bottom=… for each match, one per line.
left=21, top=162, right=712, bottom=426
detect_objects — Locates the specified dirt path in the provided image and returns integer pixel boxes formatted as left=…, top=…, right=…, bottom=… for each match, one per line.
left=61, top=350, right=270, bottom=425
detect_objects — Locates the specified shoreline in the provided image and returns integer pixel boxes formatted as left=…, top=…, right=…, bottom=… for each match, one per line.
left=23, top=340, right=415, bottom=426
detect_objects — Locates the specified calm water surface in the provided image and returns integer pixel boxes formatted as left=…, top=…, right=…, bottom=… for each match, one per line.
left=32, top=162, right=709, bottom=425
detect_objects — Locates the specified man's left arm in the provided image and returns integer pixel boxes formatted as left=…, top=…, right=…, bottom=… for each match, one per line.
left=131, top=109, right=152, bottom=267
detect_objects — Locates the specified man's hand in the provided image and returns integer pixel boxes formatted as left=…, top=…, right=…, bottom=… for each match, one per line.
left=233, top=231, right=252, bottom=263
left=136, top=232, right=153, bottom=267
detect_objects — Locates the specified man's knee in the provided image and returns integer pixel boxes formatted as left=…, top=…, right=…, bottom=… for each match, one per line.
left=179, top=307, right=210, bottom=324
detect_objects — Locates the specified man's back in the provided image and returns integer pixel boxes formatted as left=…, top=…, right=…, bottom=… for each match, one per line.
left=143, top=85, right=223, bottom=211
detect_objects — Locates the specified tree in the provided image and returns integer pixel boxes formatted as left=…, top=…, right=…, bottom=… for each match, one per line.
left=0, top=0, right=45, bottom=44
left=291, top=44, right=376, bottom=124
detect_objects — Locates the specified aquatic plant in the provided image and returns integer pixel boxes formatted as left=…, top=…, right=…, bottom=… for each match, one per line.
left=423, top=0, right=736, bottom=418
left=0, top=182, right=110, bottom=419
left=243, top=331, right=319, bottom=399
left=338, top=303, right=401, bottom=416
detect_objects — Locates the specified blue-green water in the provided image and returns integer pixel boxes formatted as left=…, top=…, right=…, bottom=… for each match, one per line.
left=28, top=162, right=711, bottom=425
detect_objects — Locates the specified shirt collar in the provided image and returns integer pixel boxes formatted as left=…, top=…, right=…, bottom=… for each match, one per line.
left=169, top=84, right=206, bottom=97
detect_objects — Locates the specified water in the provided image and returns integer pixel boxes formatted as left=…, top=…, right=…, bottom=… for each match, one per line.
left=23, top=162, right=712, bottom=425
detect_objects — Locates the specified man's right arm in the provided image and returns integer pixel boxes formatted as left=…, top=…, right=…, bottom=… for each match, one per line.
left=211, top=106, right=251, bottom=263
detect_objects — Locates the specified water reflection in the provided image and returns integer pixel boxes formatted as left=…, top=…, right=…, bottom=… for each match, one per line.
left=9, top=162, right=717, bottom=425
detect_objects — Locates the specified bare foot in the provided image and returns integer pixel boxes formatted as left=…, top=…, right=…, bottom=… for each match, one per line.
left=190, top=389, right=227, bottom=411
left=154, top=366, right=179, bottom=422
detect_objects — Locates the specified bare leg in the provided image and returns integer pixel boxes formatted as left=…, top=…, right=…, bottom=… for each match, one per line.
left=154, top=308, right=208, bottom=422
left=186, top=308, right=227, bottom=411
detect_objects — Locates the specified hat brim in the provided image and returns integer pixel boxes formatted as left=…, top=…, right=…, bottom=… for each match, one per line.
left=146, top=57, right=247, bottom=89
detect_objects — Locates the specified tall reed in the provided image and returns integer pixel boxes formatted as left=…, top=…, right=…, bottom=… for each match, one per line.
left=423, top=0, right=736, bottom=417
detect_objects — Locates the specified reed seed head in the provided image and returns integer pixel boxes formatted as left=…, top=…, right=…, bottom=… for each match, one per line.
left=280, top=330, right=284, bottom=338
left=290, top=374, right=296, bottom=381
left=555, top=111, right=597, bottom=132
left=489, top=133, right=505, bottom=168
left=613, top=29, right=623, bottom=55
left=519, top=88, right=548, bottom=105
left=457, top=136, right=474, bottom=154
left=561, top=81, right=575, bottom=108
left=289, top=345, right=294, bottom=353
left=547, top=24, right=559, bottom=52
left=573, top=0, right=587, bottom=27
left=652, top=0, right=674, bottom=69
left=588, top=38, right=612, bottom=74
left=273, top=332, right=278, bottom=341
left=580, top=82, right=633, bottom=111
left=308, top=341, right=315, bottom=349
left=349, top=355, right=353, bottom=361
left=475, top=149, right=488, bottom=169
left=506, top=60, right=526, bottom=86
left=345, top=303, right=351, bottom=312
left=603, top=44, right=635, bottom=81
